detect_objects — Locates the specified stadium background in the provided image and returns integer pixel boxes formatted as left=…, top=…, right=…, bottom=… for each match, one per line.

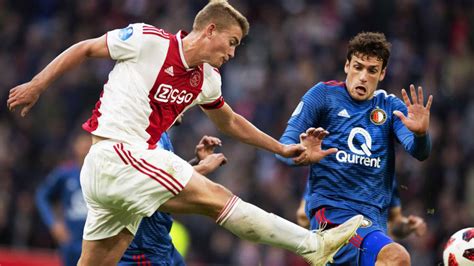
left=0, top=0, right=473, bottom=265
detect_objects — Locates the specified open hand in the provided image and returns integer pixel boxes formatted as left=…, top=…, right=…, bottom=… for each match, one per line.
left=195, top=135, right=222, bottom=160
left=279, top=143, right=307, bottom=158
left=393, top=85, right=433, bottom=136
left=7, top=82, right=42, bottom=117
left=293, top=127, right=338, bottom=165
left=406, top=215, right=427, bottom=237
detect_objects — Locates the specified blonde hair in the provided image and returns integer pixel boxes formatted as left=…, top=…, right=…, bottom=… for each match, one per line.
left=193, top=0, right=249, bottom=36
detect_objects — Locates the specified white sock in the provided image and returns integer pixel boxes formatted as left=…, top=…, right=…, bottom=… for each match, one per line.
left=216, top=196, right=318, bottom=255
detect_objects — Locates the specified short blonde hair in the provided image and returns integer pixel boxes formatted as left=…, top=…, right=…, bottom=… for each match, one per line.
left=193, top=0, right=249, bottom=36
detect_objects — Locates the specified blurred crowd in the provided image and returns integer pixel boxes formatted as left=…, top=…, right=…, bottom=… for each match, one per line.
left=0, top=0, right=473, bottom=265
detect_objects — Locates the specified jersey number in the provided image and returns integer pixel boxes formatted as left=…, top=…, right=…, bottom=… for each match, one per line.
left=155, top=84, right=194, bottom=104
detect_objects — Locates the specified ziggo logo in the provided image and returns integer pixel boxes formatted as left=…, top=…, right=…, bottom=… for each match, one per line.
left=154, top=84, right=194, bottom=104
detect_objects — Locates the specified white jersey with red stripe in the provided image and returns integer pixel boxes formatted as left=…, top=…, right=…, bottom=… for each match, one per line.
left=83, top=23, right=224, bottom=148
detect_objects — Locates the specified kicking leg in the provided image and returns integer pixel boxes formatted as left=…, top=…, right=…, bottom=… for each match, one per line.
left=160, top=171, right=363, bottom=265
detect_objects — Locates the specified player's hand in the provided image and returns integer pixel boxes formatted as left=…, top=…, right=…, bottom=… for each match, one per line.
left=7, top=82, right=42, bottom=117
left=393, top=85, right=433, bottom=136
left=293, top=127, right=338, bottom=165
left=51, top=222, right=71, bottom=244
left=196, top=153, right=227, bottom=175
left=195, top=135, right=222, bottom=160
left=406, top=215, right=427, bottom=237
left=279, top=143, right=306, bottom=158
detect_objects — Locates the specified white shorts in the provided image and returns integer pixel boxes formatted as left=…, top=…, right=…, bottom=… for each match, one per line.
left=80, top=139, right=193, bottom=240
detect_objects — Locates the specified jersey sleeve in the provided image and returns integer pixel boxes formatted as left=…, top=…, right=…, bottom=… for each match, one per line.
left=35, top=169, right=64, bottom=228
left=199, top=66, right=225, bottom=110
left=391, top=97, right=431, bottom=161
left=106, top=23, right=143, bottom=62
left=276, top=83, right=326, bottom=165
left=389, top=178, right=401, bottom=208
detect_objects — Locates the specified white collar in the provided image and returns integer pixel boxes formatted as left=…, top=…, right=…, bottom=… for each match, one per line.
left=176, top=30, right=192, bottom=70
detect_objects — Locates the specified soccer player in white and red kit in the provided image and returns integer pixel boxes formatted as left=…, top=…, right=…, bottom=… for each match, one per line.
left=7, top=1, right=363, bottom=265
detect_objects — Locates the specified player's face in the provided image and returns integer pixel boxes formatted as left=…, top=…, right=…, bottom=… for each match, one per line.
left=344, top=54, right=386, bottom=101
left=204, top=24, right=242, bottom=68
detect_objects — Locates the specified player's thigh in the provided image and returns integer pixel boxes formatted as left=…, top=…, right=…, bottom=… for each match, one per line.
left=158, top=170, right=233, bottom=218
left=375, top=242, right=410, bottom=266
left=78, top=228, right=134, bottom=266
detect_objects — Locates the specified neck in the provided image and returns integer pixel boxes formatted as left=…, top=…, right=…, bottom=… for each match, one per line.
left=182, top=32, right=204, bottom=68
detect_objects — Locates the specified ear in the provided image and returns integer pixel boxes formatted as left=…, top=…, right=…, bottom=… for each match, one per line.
left=379, top=67, right=386, bottom=81
left=205, top=23, right=217, bottom=38
left=344, top=60, right=350, bottom=74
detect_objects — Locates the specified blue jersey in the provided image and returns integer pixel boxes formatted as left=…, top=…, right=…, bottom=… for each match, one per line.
left=278, top=81, right=430, bottom=228
left=36, top=162, right=87, bottom=266
left=120, top=132, right=185, bottom=266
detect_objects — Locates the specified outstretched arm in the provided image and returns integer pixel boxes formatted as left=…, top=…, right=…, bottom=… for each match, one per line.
left=7, top=35, right=109, bottom=116
left=202, top=103, right=305, bottom=157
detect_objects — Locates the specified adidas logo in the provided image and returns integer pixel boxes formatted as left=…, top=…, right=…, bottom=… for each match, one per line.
left=164, top=66, right=174, bottom=76
left=337, top=109, right=350, bottom=118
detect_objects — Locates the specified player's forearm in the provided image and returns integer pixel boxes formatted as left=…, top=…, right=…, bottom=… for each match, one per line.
left=221, top=113, right=284, bottom=154
left=30, top=41, right=94, bottom=91
left=408, top=133, right=431, bottom=161
left=275, top=128, right=301, bottom=166
left=397, top=125, right=432, bottom=161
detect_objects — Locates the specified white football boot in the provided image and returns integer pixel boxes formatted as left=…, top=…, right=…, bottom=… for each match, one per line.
left=302, top=214, right=364, bottom=266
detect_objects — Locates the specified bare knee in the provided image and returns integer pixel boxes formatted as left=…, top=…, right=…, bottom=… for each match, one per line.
left=376, top=242, right=410, bottom=266
left=198, top=181, right=233, bottom=218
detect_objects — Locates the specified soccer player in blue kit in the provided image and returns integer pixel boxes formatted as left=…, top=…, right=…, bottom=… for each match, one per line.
left=36, top=133, right=91, bottom=266
left=277, top=32, right=433, bottom=265
left=120, top=128, right=227, bottom=265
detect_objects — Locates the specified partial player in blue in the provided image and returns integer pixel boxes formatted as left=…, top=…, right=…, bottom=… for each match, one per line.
left=36, top=133, right=91, bottom=266
left=386, top=179, right=427, bottom=241
left=120, top=117, right=227, bottom=266
left=277, top=32, right=433, bottom=265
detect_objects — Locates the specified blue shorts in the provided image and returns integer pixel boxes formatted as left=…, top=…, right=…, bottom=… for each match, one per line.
left=119, top=247, right=185, bottom=266
left=310, top=206, right=393, bottom=265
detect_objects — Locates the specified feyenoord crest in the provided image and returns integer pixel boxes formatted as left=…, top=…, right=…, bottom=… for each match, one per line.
left=370, top=108, right=387, bottom=125
left=190, top=71, right=201, bottom=87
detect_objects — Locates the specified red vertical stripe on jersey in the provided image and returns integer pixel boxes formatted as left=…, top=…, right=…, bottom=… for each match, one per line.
left=144, top=32, right=204, bottom=146
left=82, top=90, right=104, bottom=133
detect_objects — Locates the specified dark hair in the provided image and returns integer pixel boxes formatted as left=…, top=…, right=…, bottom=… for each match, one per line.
left=193, top=0, right=249, bottom=36
left=346, top=32, right=391, bottom=69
